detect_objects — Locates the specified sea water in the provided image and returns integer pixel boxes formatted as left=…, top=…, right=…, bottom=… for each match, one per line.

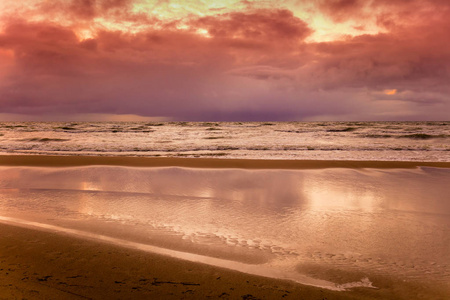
left=0, top=121, right=449, bottom=161
left=0, top=166, right=449, bottom=296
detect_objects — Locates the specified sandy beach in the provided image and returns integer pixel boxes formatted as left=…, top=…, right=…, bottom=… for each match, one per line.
left=1, top=155, right=449, bottom=299
left=0, top=222, right=379, bottom=300
left=2, top=222, right=448, bottom=300
left=1, top=154, right=450, bottom=169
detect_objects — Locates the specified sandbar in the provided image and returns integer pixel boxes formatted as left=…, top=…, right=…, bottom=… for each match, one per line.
left=0, top=154, right=449, bottom=169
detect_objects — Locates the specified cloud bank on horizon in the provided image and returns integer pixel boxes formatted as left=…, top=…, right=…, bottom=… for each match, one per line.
left=0, top=0, right=449, bottom=121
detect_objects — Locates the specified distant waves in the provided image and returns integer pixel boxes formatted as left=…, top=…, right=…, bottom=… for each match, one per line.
left=0, top=121, right=449, bottom=161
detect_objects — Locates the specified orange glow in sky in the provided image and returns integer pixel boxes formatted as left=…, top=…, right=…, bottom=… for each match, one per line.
left=384, top=89, right=397, bottom=95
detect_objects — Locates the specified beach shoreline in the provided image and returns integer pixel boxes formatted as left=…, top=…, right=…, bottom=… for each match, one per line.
left=2, top=222, right=448, bottom=300
left=1, top=154, right=449, bottom=169
left=1, top=155, right=449, bottom=299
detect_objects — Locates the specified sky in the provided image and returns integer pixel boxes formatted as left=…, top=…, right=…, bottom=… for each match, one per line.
left=0, top=0, right=449, bottom=121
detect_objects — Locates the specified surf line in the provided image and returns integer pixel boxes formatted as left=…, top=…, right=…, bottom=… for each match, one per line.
left=0, top=215, right=375, bottom=291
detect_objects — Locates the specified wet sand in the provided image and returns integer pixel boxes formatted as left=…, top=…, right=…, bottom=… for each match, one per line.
left=0, top=223, right=360, bottom=299
left=2, top=223, right=448, bottom=300
left=1, top=154, right=450, bottom=169
left=1, top=155, right=449, bottom=299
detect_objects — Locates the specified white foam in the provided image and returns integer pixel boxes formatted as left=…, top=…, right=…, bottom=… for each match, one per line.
left=1, top=121, right=449, bottom=161
left=337, top=277, right=376, bottom=289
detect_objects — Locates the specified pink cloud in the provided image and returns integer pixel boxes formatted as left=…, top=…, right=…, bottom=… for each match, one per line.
left=39, top=0, right=134, bottom=20
left=192, top=9, right=312, bottom=41
left=317, top=0, right=367, bottom=23
left=0, top=1, right=449, bottom=121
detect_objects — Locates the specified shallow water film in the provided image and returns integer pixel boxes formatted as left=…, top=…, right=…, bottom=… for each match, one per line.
left=0, top=166, right=449, bottom=296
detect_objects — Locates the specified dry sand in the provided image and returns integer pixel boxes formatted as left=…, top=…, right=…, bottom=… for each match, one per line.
left=1, top=155, right=449, bottom=299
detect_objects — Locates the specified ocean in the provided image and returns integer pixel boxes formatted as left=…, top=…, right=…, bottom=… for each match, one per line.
left=1, top=121, right=449, bottom=161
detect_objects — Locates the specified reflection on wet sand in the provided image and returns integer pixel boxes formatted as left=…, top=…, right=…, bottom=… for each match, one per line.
left=0, top=166, right=449, bottom=293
